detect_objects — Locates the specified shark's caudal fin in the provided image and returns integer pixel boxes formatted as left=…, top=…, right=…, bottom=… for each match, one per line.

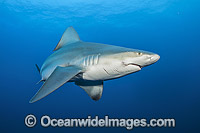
left=75, top=81, right=103, bottom=101
left=30, top=66, right=82, bottom=103
left=54, top=26, right=80, bottom=51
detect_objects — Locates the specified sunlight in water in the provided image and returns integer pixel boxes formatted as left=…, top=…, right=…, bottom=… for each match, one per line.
left=2, top=0, right=170, bottom=22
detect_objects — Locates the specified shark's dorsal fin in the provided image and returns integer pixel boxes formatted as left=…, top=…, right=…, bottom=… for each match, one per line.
left=54, top=26, right=80, bottom=51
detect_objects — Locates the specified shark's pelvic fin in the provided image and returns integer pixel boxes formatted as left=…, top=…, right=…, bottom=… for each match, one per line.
left=30, top=66, right=82, bottom=103
left=54, top=26, right=80, bottom=51
left=75, top=81, right=103, bottom=101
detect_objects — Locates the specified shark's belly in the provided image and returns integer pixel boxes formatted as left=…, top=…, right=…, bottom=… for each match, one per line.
left=82, top=65, right=119, bottom=81
left=82, top=64, right=139, bottom=81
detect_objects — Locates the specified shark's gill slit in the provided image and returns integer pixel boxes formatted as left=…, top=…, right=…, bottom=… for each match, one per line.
left=83, top=57, right=86, bottom=66
left=97, top=54, right=100, bottom=65
left=86, top=56, right=90, bottom=66
left=89, top=55, right=93, bottom=66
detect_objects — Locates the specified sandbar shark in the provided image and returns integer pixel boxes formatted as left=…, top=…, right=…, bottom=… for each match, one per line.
left=30, top=26, right=160, bottom=103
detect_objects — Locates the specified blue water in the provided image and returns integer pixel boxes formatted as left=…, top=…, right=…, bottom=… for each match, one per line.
left=0, top=0, right=200, bottom=132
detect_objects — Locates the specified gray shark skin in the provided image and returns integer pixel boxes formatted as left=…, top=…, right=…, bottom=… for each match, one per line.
left=30, top=26, right=160, bottom=103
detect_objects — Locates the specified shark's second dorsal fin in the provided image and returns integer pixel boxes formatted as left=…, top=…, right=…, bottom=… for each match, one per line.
left=54, top=26, right=80, bottom=51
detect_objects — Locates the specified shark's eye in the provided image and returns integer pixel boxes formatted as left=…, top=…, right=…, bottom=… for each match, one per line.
left=137, top=52, right=142, bottom=56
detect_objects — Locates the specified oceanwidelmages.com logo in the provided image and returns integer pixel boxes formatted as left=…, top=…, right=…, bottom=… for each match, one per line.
left=24, top=114, right=175, bottom=129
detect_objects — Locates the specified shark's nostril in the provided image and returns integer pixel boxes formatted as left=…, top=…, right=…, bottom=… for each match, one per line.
left=147, top=55, right=152, bottom=60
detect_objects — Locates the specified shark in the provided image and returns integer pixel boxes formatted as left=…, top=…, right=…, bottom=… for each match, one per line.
left=30, top=26, right=160, bottom=103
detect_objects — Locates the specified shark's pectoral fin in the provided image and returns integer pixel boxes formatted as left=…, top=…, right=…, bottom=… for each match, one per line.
left=75, top=81, right=103, bottom=101
left=30, top=66, right=82, bottom=103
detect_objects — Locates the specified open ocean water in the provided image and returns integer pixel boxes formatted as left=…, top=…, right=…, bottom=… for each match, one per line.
left=0, top=0, right=200, bottom=132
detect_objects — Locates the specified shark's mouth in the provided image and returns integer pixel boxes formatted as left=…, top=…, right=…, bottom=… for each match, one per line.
left=129, top=63, right=142, bottom=68
left=123, top=62, right=142, bottom=69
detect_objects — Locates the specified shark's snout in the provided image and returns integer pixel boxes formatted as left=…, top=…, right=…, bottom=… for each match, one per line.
left=150, top=54, right=160, bottom=62
left=136, top=53, right=160, bottom=67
